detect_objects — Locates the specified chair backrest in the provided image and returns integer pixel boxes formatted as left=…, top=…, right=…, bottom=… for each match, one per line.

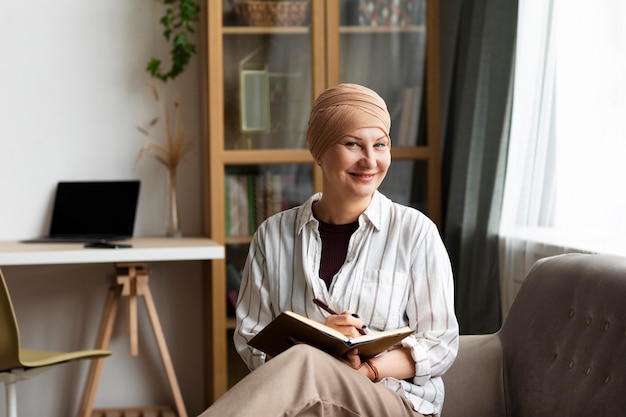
left=499, top=253, right=626, bottom=416
left=0, top=268, right=22, bottom=372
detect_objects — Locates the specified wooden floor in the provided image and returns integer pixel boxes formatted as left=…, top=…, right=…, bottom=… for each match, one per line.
left=91, top=405, right=176, bottom=417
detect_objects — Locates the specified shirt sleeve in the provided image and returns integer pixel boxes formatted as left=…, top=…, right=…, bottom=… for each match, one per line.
left=233, top=224, right=274, bottom=371
left=402, top=221, right=459, bottom=386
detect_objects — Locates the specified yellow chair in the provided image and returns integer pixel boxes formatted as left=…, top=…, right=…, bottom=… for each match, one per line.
left=0, top=268, right=111, bottom=417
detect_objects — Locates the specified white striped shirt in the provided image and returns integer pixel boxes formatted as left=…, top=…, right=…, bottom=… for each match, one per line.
left=234, top=191, right=459, bottom=415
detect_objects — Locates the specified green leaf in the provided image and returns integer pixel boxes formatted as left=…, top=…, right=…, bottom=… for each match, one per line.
left=147, top=0, right=200, bottom=83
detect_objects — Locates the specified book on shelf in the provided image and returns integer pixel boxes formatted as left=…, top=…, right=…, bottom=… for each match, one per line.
left=225, top=173, right=251, bottom=237
left=264, top=171, right=283, bottom=218
left=226, top=262, right=242, bottom=307
left=225, top=172, right=290, bottom=237
left=248, top=310, right=413, bottom=359
left=246, top=175, right=256, bottom=234
left=254, top=175, right=265, bottom=230
left=226, top=174, right=247, bottom=237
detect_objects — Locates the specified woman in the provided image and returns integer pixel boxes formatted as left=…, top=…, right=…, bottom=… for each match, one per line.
left=199, top=83, right=458, bottom=417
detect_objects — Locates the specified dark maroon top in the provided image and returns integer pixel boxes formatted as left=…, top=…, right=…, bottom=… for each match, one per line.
left=315, top=213, right=359, bottom=289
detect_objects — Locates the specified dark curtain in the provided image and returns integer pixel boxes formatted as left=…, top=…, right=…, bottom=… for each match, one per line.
left=439, top=0, right=518, bottom=334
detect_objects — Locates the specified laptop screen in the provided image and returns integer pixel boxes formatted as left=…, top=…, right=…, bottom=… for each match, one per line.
left=49, top=180, right=140, bottom=239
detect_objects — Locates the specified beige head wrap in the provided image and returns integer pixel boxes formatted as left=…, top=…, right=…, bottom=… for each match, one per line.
left=306, top=83, right=391, bottom=161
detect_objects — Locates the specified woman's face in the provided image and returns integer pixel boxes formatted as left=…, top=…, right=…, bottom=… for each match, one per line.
left=318, top=127, right=391, bottom=200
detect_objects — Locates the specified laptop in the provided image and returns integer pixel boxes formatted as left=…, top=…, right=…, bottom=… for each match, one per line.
left=22, top=180, right=141, bottom=243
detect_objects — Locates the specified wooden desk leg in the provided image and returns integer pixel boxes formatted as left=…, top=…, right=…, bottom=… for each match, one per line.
left=117, top=266, right=139, bottom=356
left=78, top=281, right=123, bottom=417
left=137, top=273, right=188, bottom=417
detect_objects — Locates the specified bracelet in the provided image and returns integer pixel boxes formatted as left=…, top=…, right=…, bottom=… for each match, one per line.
left=364, top=359, right=379, bottom=382
left=355, top=362, right=365, bottom=370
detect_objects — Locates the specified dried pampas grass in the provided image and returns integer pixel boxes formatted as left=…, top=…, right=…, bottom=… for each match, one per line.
left=136, top=84, right=194, bottom=173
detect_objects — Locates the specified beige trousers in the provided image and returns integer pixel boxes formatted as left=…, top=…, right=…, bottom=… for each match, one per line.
left=198, top=344, right=424, bottom=417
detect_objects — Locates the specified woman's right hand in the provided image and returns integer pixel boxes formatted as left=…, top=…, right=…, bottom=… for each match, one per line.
left=323, top=311, right=364, bottom=338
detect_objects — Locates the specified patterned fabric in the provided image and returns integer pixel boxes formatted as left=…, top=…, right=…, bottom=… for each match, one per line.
left=234, top=191, right=459, bottom=415
left=358, top=0, right=424, bottom=27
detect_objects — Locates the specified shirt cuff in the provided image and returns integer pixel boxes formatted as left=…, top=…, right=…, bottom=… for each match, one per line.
left=401, top=336, right=431, bottom=386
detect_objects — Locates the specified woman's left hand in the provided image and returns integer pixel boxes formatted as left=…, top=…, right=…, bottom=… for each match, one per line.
left=341, top=348, right=377, bottom=381
left=342, top=347, right=361, bottom=369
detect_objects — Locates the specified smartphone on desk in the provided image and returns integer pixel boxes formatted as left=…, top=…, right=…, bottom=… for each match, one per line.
left=84, top=242, right=132, bottom=249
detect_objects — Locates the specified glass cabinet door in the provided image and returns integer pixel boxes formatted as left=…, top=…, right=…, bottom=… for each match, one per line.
left=205, top=0, right=440, bottom=396
left=334, top=0, right=431, bottom=215
left=222, top=0, right=315, bottom=151
left=337, top=0, right=427, bottom=147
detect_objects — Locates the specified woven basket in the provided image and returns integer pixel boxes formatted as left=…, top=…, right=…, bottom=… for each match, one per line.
left=237, top=1, right=309, bottom=27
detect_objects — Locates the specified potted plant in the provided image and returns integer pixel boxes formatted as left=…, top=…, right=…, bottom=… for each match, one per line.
left=136, top=0, right=200, bottom=237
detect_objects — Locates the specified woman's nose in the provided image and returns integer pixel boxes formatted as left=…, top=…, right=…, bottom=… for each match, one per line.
left=359, top=149, right=377, bottom=167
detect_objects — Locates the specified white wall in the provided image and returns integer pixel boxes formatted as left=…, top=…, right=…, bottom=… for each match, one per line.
left=0, top=1, right=209, bottom=416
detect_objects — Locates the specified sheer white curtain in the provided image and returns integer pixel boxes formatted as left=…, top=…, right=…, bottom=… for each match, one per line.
left=499, top=0, right=626, bottom=315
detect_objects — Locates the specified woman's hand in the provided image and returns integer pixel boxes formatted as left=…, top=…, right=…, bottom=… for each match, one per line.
left=343, top=346, right=418, bottom=383
left=340, top=348, right=378, bottom=381
left=339, top=348, right=374, bottom=380
left=342, top=347, right=362, bottom=369
left=323, top=310, right=364, bottom=338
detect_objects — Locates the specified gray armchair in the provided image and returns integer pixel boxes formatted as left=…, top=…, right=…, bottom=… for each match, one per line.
left=442, top=253, right=626, bottom=416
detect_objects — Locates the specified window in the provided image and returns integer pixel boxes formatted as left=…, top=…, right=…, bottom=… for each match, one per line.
left=554, top=0, right=626, bottom=238
left=499, top=0, right=626, bottom=314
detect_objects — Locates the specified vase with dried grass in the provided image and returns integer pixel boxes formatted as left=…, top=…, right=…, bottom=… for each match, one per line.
left=136, top=85, right=193, bottom=237
left=136, top=0, right=199, bottom=237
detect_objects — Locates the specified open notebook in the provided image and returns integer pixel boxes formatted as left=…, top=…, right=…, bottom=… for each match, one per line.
left=22, top=180, right=140, bottom=243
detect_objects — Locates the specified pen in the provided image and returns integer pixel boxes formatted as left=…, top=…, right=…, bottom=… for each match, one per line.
left=313, top=298, right=367, bottom=335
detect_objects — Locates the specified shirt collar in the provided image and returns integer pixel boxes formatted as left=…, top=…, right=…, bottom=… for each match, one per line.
left=296, top=191, right=386, bottom=234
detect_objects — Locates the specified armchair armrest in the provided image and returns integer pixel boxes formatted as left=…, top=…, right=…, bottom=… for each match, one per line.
left=441, top=334, right=506, bottom=417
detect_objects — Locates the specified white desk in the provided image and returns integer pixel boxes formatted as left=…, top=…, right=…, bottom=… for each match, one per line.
left=0, top=237, right=226, bottom=416
left=0, top=237, right=224, bottom=266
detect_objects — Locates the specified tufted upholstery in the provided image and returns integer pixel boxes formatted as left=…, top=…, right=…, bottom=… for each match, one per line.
left=442, top=253, right=626, bottom=417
